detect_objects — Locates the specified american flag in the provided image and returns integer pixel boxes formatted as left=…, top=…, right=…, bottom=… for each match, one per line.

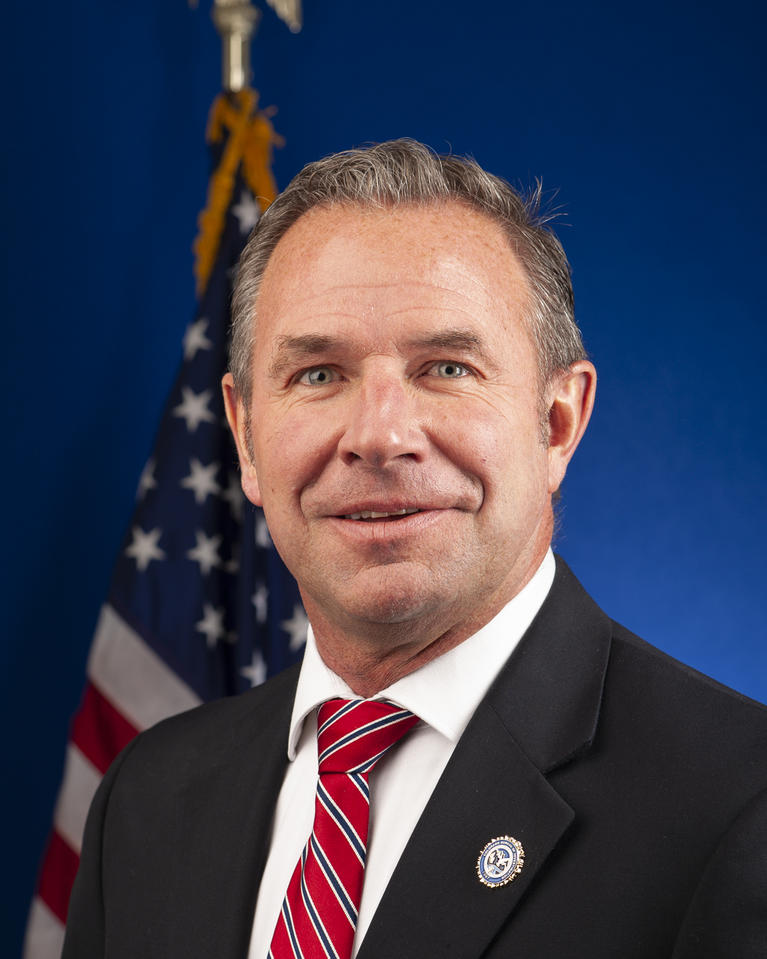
left=23, top=90, right=306, bottom=957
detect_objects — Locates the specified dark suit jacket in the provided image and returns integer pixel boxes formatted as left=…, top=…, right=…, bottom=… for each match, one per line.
left=63, top=558, right=767, bottom=957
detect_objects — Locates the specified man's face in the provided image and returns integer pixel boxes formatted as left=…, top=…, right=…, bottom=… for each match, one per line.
left=227, top=202, right=584, bottom=647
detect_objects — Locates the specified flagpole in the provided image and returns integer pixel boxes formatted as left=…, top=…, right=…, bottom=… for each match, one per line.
left=212, top=0, right=261, bottom=92
left=23, top=6, right=304, bottom=954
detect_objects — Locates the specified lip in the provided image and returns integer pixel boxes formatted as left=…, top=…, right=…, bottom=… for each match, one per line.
left=343, top=507, right=421, bottom=520
left=324, top=507, right=454, bottom=543
left=339, top=505, right=424, bottom=520
left=327, top=498, right=450, bottom=517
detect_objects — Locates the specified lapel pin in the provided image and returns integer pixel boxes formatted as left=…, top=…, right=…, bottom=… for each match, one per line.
left=476, top=836, right=525, bottom=888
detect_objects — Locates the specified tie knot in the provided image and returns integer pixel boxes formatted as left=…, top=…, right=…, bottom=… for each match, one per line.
left=317, top=699, right=419, bottom=775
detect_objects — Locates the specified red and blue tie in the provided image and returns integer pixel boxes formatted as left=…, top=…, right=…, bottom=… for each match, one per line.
left=268, top=698, right=419, bottom=959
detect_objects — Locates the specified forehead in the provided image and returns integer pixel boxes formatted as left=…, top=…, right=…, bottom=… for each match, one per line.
left=254, top=201, right=532, bottom=351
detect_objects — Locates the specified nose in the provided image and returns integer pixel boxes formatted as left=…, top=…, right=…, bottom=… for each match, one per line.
left=338, top=367, right=427, bottom=468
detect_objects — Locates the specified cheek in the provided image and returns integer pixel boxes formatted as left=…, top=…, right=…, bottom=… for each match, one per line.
left=254, top=410, right=335, bottom=503
left=461, top=421, right=547, bottom=512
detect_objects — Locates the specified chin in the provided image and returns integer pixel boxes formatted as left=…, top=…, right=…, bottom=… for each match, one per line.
left=324, top=571, right=451, bottom=628
left=336, top=583, right=433, bottom=625
left=299, top=557, right=480, bottom=632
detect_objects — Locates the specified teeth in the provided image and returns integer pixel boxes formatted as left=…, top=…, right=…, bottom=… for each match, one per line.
left=346, top=508, right=421, bottom=520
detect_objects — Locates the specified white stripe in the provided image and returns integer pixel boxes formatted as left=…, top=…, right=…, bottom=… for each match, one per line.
left=22, top=897, right=65, bottom=959
left=299, top=860, right=340, bottom=959
left=87, top=603, right=201, bottom=730
left=52, top=744, right=101, bottom=854
left=317, top=700, right=357, bottom=736
left=310, top=835, right=358, bottom=926
left=317, top=783, right=366, bottom=865
left=348, top=772, right=369, bottom=802
left=320, top=710, right=411, bottom=764
left=355, top=744, right=393, bottom=774
left=282, top=897, right=306, bottom=959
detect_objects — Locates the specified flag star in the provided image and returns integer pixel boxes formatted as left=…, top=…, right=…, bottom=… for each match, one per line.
left=173, top=386, right=216, bottom=432
left=125, top=526, right=165, bottom=571
left=240, top=649, right=267, bottom=687
left=186, top=530, right=223, bottom=575
left=223, top=472, right=244, bottom=521
left=232, top=190, right=260, bottom=234
left=252, top=582, right=268, bottom=623
left=136, top=458, right=157, bottom=500
left=281, top=604, right=308, bottom=652
left=196, top=603, right=226, bottom=648
left=182, top=317, right=213, bottom=360
left=181, top=458, right=221, bottom=504
left=255, top=513, right=272, bottom=548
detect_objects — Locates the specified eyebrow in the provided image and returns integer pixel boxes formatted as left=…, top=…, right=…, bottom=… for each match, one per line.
left=266, top=327, right=494, bottom=379
left=405, top=328, right=488, bottom=355
left=268, top=334, right=342, bottom=379
left=405, top=328, right=495, bottom=367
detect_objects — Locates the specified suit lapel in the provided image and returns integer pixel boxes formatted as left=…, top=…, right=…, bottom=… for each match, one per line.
left=358, top=558, right=612, bottom=959
left=357, top=701, right=575, bottom=959
left=164, top=665, right=299, bottom=959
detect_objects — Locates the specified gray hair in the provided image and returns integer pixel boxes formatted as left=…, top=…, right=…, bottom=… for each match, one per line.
left=229, top=138, right=586, bottom=403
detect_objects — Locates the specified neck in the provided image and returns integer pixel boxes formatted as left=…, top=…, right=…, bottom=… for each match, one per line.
left=313, top=621, right=474, bottom=698
left=304, top=555, right=547, bottom=698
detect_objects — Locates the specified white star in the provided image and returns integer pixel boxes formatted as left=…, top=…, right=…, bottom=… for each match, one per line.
left=255, top=513, right=272, bottom=548
left=232, top=190, right=260, bottom=234
left=186, top=530, right=222, bottom=575
left=173, top=387, right=216, bottom=432
left=124, top=526, right=165, bottom=572
left=182, top=317, right=213, bottom=360
left=223, top=472, right=244, bottom=521
left=196, top=603, right=226, bottom=648
left=136, top=458, right=157, bottom=500
left=281, top=604, right=308, bottom=652
left=181, top=458, right=221, bottom=504
left=252, top=582, right=268, bottom=623
left=240, top=649, right=267, bottom=687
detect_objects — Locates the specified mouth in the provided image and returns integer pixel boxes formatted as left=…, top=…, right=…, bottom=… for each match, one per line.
left=343, top=508, right=422, bottom=521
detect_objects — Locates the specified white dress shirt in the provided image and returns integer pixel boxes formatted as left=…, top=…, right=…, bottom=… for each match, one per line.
left=248, top=550, right=555, bottom=958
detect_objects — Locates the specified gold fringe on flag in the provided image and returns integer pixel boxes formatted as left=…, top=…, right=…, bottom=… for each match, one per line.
left=193, top=88, right=283, bottom=297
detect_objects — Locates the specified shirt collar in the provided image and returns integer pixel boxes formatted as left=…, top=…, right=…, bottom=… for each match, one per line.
left=287, top=549, right=556, bottom=759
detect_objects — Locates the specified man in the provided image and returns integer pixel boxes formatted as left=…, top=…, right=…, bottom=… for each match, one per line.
left=63, top=140, right=767, bottom=958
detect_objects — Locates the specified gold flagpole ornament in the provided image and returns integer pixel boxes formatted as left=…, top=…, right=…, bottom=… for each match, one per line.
left=212, top=0, right=262, bottom=93
left=211, top=1, right=302, bottom=93
left=193, top=0, right=299, bottom=296
left=212, top=0, right=302, bottom=93
left=265, top=0, right=302, bottom=33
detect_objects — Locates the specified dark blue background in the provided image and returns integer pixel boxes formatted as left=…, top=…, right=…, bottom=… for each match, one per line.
left=3, top=1, right=766, bottom=951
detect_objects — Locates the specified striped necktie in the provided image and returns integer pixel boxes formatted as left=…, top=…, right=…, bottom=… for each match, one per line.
left=268, top=698, right=420, bottom=959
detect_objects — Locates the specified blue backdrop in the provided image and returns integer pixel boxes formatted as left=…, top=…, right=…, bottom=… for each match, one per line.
left=3, top=0, right=766, bottom=951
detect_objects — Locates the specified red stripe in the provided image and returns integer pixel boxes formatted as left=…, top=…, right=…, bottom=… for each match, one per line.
left=37, top=830, right=80, bottom=923
left=70, top=681, right=139, bottom=774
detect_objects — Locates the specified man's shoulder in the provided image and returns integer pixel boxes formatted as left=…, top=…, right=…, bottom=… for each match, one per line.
left=544, top=556, right=767, bottom=769
left=609, top=618, right=767, bottom=723
left=112, top=661, right=301, bottom=779
left=601, top=618, right=767, bottom=795
left=552, top=554, right=767, bottom=718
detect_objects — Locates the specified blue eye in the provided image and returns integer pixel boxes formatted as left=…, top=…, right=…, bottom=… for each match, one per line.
left=299, top=366, right=336, bottom=386
left=430, top=361, right=470, bottom=378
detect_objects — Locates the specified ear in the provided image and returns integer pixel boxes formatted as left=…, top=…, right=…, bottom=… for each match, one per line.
left=546, top=360, right=597, bottom=494
left=221, top=372, right=264, bottom=507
